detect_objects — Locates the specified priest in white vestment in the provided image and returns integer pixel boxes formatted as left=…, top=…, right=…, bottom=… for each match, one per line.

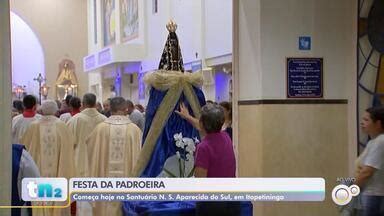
left=87, top=97, right=142, bottom=216
left=21, top=100, right=75, bottom=216
left=67, top=93, right=106, bottom=177
left=67, top=93, right=106, bottom=216
left=12, top=95, right=41, bottom=144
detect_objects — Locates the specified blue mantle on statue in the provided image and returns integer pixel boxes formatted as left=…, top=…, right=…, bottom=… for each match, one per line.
left=140, top=86, right=206, bottom=177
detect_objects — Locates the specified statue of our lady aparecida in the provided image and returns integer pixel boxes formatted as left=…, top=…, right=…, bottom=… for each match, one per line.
left=133, top=21, right=206, bottom=177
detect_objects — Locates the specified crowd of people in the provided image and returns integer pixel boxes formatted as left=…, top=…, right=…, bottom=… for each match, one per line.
left=10, top=93, right=235, bottom=216
left=12, top=91, right=384, bottom=215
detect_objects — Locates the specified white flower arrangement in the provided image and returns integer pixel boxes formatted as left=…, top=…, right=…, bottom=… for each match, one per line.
left=161, top=132, right=199, bottom=177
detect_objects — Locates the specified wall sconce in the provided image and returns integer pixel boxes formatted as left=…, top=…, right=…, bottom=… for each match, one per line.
left=14, top=85, right=24, bottom=99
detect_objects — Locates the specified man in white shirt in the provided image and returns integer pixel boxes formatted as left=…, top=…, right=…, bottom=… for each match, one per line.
left=12, top=95, right=41, bottom=144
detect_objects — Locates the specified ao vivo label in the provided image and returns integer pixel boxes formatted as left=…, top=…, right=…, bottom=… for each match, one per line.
left=22, top=178, right=68, bottom=202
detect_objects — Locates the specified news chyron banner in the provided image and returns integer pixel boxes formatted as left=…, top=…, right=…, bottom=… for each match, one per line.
left=22, top=178, right=325, bottom=203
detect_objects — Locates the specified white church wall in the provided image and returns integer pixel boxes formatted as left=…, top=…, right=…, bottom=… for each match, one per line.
left=88, top=71, right=103, bottom=101
left=171, top=0, right=203, bottom=64
left=238, top=0, right=354, bottom=101
left=141, top=0, right=172, bottom=72
left=11, top=0, right=89, bottom=99
left=238, top=0, right=263, bottom=100
left=259, top=0, right=353, bottom=99
left=204, top=0, right=232, bottom=59
left=88, top=0, right=100, bottom=53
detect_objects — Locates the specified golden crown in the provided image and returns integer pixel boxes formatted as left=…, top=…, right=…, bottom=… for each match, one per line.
left=166, top=20, right=177, bottom=33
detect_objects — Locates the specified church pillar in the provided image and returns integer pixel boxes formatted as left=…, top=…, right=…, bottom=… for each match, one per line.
left=0, top=0, right=12, bottom=212
left=234, top=0, right=356, bottom=215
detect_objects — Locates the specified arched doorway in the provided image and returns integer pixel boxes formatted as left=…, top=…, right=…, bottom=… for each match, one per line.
left=10, top=11, right=45, bottom=98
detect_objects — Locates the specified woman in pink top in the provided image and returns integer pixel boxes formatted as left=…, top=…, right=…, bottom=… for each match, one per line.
left=176, top=103, right=236, bottom=177
left=194, top=104, right=236, bottom=178
left=177, top=103, right=239, bottom=215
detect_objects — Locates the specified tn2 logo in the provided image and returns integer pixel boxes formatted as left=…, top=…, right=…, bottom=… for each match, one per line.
left=27, top=181, right=62, bottom=198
